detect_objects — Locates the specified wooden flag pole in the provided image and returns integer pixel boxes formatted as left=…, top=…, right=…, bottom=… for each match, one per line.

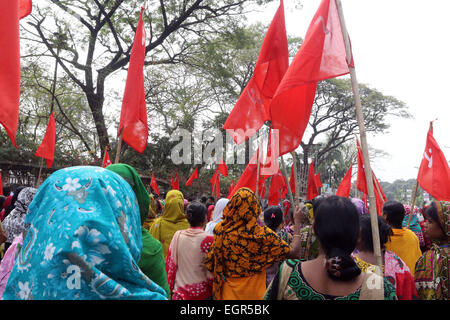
left=280, top=156, right=295, bottom=206
left=407, top=179, right=419, bottom=228
left=336, top=0, right=384, bottom=286
left=115, top=132, right=123, bottom=164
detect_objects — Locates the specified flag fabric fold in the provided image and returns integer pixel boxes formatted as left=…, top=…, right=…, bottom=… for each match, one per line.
left=417, top=122, right=450, bottom=201
left=102, top=149, right=112, bottom=168
left=268, top=168, right=288, bottom=206
left=117, top=8, right=148, bottom=154
left=34, top=112, right=56, bottom=168
left=290, top=164, right=296, bottom=196
left=269, top=0, right=352, bottom=156
left=223, top=0, right=288, bottom=144
left=306, top=161, right=319, bottom=200
left=0, top=0, right=32, bottom=148
left=170, top=172, right=180, bottom=190
left=228, top=148, right=264, bottom=198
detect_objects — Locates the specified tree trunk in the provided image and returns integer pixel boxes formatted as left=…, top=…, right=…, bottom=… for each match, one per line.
left=86, top=92, right=109, bottom=159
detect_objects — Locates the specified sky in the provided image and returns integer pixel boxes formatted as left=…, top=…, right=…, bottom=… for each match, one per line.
left=247, top=0, right=450, bottom=183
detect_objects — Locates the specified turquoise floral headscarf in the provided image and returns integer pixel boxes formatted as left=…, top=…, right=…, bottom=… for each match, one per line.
left=2, top=166, right=167, bottom=300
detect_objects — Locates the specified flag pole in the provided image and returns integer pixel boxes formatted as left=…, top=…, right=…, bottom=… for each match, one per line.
left=114, top=132, right=123, bottom=164
left=336, top=0, right=384, bottom=287
left=280, top=156, right=295, bottom=206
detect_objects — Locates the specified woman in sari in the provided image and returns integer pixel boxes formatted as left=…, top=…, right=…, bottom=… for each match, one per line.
left=106, top=164, right=170, bottom=298
left=205, top=198, right=228, bottom=235
left=264, top=196, right=397, bottom=300
left=352, top=215, right=418, bottom=300
left=149, top=190, right=190, bottom=259
left=166, top=202, right=214, bottom=299
left=414, top=201, right=450, bottom=300
left=204, top=188, right=303, bottom=300
left=2, top=166, right=167, bottom=300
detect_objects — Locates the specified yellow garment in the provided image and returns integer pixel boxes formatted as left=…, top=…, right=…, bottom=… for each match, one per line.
left=385, top=228, right=422, bottom=274
left=149, top=190, right=190, bottom=258
left=221, top=270, right=267, bottom=300
left=142, top=196, right=158, bottom=231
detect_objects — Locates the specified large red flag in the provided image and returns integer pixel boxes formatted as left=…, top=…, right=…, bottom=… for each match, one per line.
left=185, top=167, right=199, bottom=186
left=0, top=0, right=32, bottom=148
left=269, top=0, right=352, bottom=156
left=223, top=0, right=288, bottom=144
left=228, top=148, right=264, bottom=198
left=117, top=8, right=148, bottom=153
left=268, top=168, right=288, bottom=206
left=290, top=164, right=296, bottom=196
left=417, top=122, right=450, bottom=201
left=150, top=173, right=159, bottom=196
left=336, top=163, right=352, bottom=197
left=306, top=161, right=319, bottom=200
left=34, top=112, right=56, bottom=168
left=102, top=149, right=112, bottom=168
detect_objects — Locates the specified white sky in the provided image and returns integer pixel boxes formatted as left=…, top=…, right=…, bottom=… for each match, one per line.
left=248, top=0, right=450, bottom=183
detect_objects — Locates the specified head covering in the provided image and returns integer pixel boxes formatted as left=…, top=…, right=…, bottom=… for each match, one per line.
left=2, top=166, right=167, bottom=300
left=4, top=186, right=25, bottom=218
left=149, top=190, right=190, bottom=258
left=415, top=201, right=449, bottom=300
left=2, top=187, right=37, bottom=243
left=142, top=195, right=157, bottom=231
left=351, top=198, right=367, bottom=215
left=204, top=188, right=290, bottom=299
left=207, top=205, right=215, bottom=222
left=106, top=163, right=150, bottom=224
left=205, top=198, right=228, bottom=235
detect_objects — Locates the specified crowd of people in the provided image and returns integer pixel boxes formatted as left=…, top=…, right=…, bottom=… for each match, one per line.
left=0, top=164, right=448, bottom=300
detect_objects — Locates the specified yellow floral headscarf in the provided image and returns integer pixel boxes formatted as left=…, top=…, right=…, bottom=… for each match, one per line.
left=204, top=188, right=290, bottom=299
left=149, top=190, right=189, bottom=258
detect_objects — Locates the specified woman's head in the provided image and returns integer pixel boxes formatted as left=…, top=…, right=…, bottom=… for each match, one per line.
left=358, top=214, right=393, bottom=252
left=263, top=206, right=284, bottom=231
left=351, top=198, right=368, bottom=215
left=186, top=202, right=207, bottom=227
left=222, top=188, right=261, bottom=225
left=424, top=201, right=449, bottom=241
left=382, top=200, right=405, bottom=229
left=313, top=195, right=361, bottom=281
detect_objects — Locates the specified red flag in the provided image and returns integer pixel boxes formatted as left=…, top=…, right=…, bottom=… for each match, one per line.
left=223, top=0, right=288, bottom=144
left=0, top=1, right=32, bottom=148
left=102, top=149, right=112, bottom=168
left=117, top=8, right=148, bottom=153
left=261, top=129, right=280, bottom=177
left=336, top=163, right=352, bottom=197
left=306, top=161, right=319, bottom=200
left=218, top=159, right=229, bottom=177
left=269, top=0, right=352, bottom=156
left=210, top=170, right=221, bottom=198
left=290, top=164, right=296, bottom=196
left=171, top=172, right=180, bottom=190
left=356, top=140, right=368, bottom=194
left=34, top=112, right=56, bottom=168
left=228, top=148, right=264, bottom=198
left=315, top=173, right=323, bottom=188
left=268, top=168, right=288, bottom=206
left=185, top=167, right=199, bottom=186
left=228, top=179, right=235, bottom=198
left=0, top=171, right=3, bottom=196
left=417, top=122, right=450, bottom=201
left=150, top=173, right=159, bottom=196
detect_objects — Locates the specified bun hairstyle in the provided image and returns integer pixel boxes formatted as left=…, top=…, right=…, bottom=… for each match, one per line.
left=186, top=202, right=207, bottom=227
left=313, top=195, right=361, bottom=281
left=263, top=206, right=283, bottom=231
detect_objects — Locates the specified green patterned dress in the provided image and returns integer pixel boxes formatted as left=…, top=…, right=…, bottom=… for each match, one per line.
left=263, top=259, right=397, bottom=300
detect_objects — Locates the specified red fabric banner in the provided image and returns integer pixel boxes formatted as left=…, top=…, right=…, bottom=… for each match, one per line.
left=223, top=0, right=288, bottom=144
left=290, top=164, right=296, bottom=196
left=336, top=163, right=352, bottom=197
left=228, top=148, right=264, bottom=198
left=117, top=8, right=148, bottom=153
left=268, top=168, right=288, bottom=206
left=269, top=0, right=352, bottom=156
left=34, top=112, right=56, bottom=168
left=315, top=172, right=323, bottom=188
left=171, top=172, right=180, bottom=190
left=306, top=161, right=319, bottom=200
left=102, top=149, right=112, bottom=168
left=417, top=122, right=450, bottom=201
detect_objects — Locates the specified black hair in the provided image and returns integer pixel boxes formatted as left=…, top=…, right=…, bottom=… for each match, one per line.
left=2, top=186, right=11, bottom=197
left=263, top=206, right=283, bottom=231
left=208, top=196, right=215, bottom=203
left=186, top=202, right=207, bottom=227
left=382, top=200, right=405, bottom=229
left=359, top=215, right=393, bottom=252
left=424, top=202, right=445, bottom=233
left=200, top=196, right=207, bottom=204
left=313, top=195, right=361, bottom=281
